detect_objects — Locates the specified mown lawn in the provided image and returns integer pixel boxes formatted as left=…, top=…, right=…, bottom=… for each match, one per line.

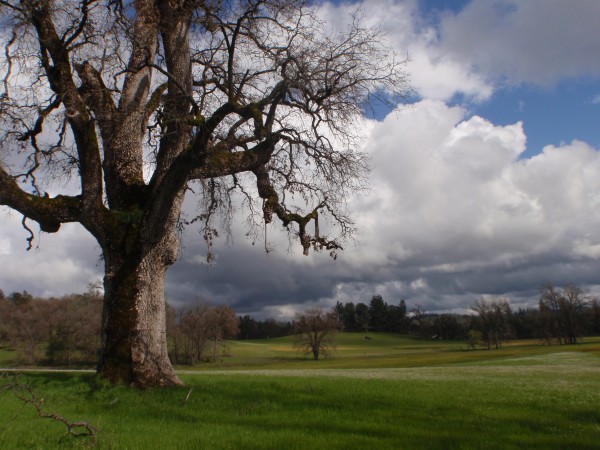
left=1, top=339, right=599, bottom=449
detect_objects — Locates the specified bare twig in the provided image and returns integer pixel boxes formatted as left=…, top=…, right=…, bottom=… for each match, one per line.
left=184, top=387, right=193, bottom=403
left=21, top=216, right=34, bottom=251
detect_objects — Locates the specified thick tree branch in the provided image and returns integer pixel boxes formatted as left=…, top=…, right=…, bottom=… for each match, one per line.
left=99, top=0, right=160, bottom=208
left=75, top=61, right=117, bottom=139
left=254, top=166, right=342, bottom=256
left=190, top=136, right=279, bottom=180
left=0, top=165, right=82, bottom=233
left=151, top=2, right=194, bottom=185
left=142, top=82, right=167, bottom=131
left=28, top=1, right=104, bottom=210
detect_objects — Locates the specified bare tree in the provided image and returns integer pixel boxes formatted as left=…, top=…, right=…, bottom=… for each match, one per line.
left=0, top=0, right=409, bottom=387
left=45, top=294, right=102, bottom=366
left=471, top=297, right=511, bottom=349
left=168, top=301, right=238, bottom=364
left=4, top=294, right=47, bottom=364
left=176, top=301, right=213, bottom=365
left=409, top=303, right=428, bottom=338
left=539, top=284, right=590, bottom=345
left=293, top=307, right=338, bottom=360
left=205, top=305, right=239, bottom=362
left=2, top=292, right=102, bottom=366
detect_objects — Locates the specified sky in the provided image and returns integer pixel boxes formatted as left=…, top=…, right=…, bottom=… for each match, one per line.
left=1, top=0, right=600, bottom=319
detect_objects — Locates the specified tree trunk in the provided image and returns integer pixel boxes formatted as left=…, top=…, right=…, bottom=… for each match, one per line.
left=97, top=238, right=183, bottom=388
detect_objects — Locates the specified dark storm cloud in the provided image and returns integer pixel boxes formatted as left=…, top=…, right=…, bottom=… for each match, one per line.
left=165, top=240, right=341, bottom=314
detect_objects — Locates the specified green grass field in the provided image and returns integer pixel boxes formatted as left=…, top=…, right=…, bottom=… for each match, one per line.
left=1, top=334, right=600, bottom=449
left=187, top=332, right=600, bottom=370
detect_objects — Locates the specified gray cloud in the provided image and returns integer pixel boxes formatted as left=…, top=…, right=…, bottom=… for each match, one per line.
left=0, top=211, right=102, bottom=297
left=438, top=0, right=600, bottom=85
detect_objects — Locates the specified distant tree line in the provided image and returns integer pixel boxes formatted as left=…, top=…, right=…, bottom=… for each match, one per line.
left=0, top=288, right=102, bottom=366
left=465, top=284, right=600, bottom=348
left=237, top=315, right=293, bottom=340
left=2, top=283, right=600, bottom=367
left=0, top=290, right=240, bottom=367
left=332, top=295, right=409, bottom=333
left=329, top=295, right=471, bottom=340
left=325, top=284, right=600, bottom=348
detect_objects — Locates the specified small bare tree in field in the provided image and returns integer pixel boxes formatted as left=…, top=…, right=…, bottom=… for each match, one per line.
left=205, top=305, right=239, bottom=362
left=539, top=284, right=591, bottom=345
left=471, top=297, right=511, bottom=349
left=293, top=307, right=338, bottom=360
left=0, top=0, right=409, bottom=387
left=167, top=301, right=238, bottom=364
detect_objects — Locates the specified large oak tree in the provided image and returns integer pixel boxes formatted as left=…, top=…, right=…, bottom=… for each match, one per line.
left=0, top=0, right=408, bottom=387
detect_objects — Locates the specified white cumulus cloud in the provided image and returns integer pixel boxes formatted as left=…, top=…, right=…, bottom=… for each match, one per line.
left=331, top=100, right=600, bottom=310
left=319, top=0, right=493, bottom=102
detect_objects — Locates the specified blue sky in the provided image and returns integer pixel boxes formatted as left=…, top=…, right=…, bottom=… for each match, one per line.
left=415, top=0, right=600, bottom=159
left=419, top=0, right=472, bottom=16
left=363, top=0, right=600, bottom=159
left=469, top=80, right=600, bottom=159
left=2, top=0, right=600, bottom=318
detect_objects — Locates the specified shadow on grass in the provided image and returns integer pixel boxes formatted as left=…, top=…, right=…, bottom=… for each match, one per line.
left=3, top=368, right=600, bottom=450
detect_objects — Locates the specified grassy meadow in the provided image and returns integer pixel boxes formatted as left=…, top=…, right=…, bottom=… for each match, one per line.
left=1, top=334, right=600, bottom=449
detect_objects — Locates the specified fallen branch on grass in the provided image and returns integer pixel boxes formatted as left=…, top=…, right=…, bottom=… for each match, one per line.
left=1, top=373, right=98, bottom=444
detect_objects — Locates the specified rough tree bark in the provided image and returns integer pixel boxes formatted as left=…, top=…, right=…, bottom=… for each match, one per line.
left=0, top=0, right=409, bottom=387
